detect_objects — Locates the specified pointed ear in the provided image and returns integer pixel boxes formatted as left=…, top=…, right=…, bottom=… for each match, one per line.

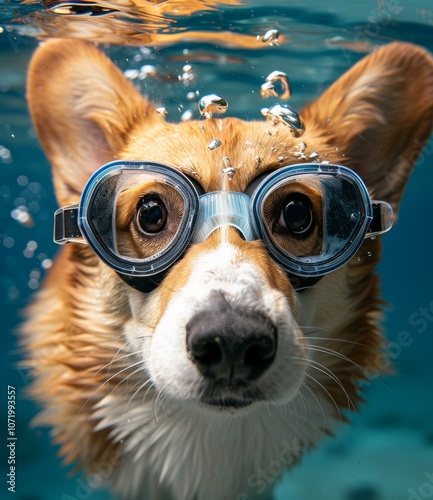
left=27, top=39, right=159, bottom=206
left=302, top=42, right=433, bottom=221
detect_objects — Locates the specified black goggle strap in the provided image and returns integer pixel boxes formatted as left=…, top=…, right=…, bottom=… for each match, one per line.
left=54, top=205, right=84, bottom=244
left=118, top=272, right=167, bottom=294
left=368, top=201, right=393, bottom=236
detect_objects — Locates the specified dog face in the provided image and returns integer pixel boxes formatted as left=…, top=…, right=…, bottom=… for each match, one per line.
left=24, top=40, right=433, bottom=499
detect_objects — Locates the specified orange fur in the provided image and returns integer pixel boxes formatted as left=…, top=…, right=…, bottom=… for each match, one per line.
left=23, top=39, right=433, bottom=499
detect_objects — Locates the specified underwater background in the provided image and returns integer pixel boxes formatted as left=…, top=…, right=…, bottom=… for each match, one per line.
left=1, top=0, right=433, bottom=499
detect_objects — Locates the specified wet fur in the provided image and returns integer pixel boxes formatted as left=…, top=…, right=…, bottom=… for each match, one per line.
left=23, top=40, right=433, bottom=499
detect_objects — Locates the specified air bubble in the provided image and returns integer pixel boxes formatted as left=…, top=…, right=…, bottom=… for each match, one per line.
left=28, top=279, right=39, bottom=290
left=124, top=69, right=139, bottom=80
left=3, top=236, right=15, bottom=248
left=28, top=182, right=41, bottom=194
left=0, top=145, right=12, bottom=164
left=30, top=268, right=41, bottom=280
left=264, top=104, right=304, bottom=137
left=17, top=175, right=28, bottom=186
left=139, top=47, right=153, bottom=57
left=223, top=157, right=233, bottom=169
left=260, top=82, right=278, bottom=98
left=264, top=71, right=291, bottom=100
left=156, top=107, right=168, bottom=117
left=41, top=258, right=53, bottom=270
left=293, top=152, right=307, bottom=160
left=11, top=206, right=34, bottom=227
left=309, top=152, right=321, bottom=162
left=260, top=29, right=280, bottom=46
left=222, top=157, right=235, bottom=178
left=138, top=65, right=157, bottom=80
left=208, top=139, right=222, bottom=150
left=27, top=240, right=38, bottom=251
left=179, top=64, right=195, bottom=84
left=222, top=167, right=236, bottom=178
left=181, top=110, right=193, bottom=122
left=198, top=94, right=228, bottom=118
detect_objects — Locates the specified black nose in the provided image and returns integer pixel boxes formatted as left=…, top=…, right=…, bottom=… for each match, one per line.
left=186, top=294, right=277, bottom=384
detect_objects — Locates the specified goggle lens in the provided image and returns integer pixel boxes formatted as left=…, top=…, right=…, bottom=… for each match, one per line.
left=76, top=162, right=199, bottom=276
left=251, top=166, right=375, bottom=276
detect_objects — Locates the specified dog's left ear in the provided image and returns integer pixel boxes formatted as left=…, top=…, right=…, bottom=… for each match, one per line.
left=27, top=39, right=159, bottom=207
left=302, top=42, right=433, bottom=221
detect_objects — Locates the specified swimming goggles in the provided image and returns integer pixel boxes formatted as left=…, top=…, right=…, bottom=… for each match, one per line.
left=54, top=161, right=393, bottom=292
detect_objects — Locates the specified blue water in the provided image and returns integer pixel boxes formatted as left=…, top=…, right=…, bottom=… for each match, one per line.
left=1, top=1, right=433, bottom=499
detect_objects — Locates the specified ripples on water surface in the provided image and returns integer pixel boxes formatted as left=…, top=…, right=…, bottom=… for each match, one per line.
left=1, top=1, right=433, bottom=499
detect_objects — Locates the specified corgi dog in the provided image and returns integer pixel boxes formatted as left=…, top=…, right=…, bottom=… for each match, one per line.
left=24, top=39, right=433, bottom=500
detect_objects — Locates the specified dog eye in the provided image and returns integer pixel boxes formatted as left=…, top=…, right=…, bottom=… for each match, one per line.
left=135, top=195, right=168, bottom=234
left=278, top=193, right=314, bottom=236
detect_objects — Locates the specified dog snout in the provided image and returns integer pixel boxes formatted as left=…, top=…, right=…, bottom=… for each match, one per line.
left=186, top=296, right=277, bottom=384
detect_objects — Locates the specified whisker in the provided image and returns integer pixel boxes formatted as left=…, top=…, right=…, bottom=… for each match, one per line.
left=95, top=349, right=142, bottom=377
left=306, top=344, right=370, bottom=378
left=79, top=359, right=144, bottom=415
left=292, top=355, right=348, bottom=419
left=309, top=363, right=361, bottom=424
left=298, top=380, right=327, bottom=427
left=303, top=335, right=366, bottom=349
left=303, top=371, right=344, bottom=421
left=290, top=360, right=329, bottom=425
left=293, top=386, right=308, bottom=422
left=126, top=374, right=153, bottom=407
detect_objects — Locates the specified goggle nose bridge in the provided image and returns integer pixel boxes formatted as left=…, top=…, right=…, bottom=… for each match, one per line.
left=192, top=191, right=256, bottom=243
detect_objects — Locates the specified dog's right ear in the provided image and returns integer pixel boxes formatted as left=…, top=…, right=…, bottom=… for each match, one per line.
left=27, top=39, right=159, bottom=206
